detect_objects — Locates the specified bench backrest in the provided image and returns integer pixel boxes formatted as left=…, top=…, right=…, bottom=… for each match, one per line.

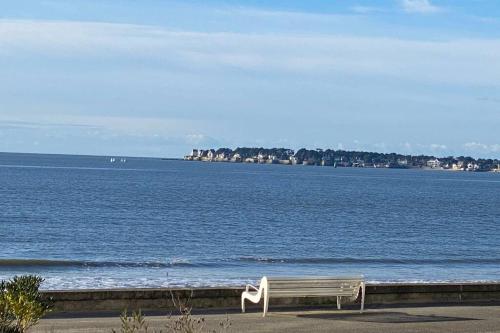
left=264, top=276, right=363, bottom=298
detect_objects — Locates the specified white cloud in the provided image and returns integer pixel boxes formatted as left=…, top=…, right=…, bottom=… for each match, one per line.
left=429, top=143, right=447, bottom=151
left=185, top=133, right=220, bottom=147
left=214, top=7, right=348, bottom=22
left=401, top=142, right=413, bottom=150
left=464, top=142, right=500, bottom=153
left=373, top=142, right=389, bottom=152
left=401, top=0, right=442, bottom=14
left=1, top=19, right=499, bottom=86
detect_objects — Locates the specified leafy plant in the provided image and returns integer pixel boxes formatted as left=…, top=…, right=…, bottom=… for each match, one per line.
left=0, top=280, right=15, bottom=330
left=0, top=275, right=53, bottom=333
left=112, top=309, right=149, bottom=333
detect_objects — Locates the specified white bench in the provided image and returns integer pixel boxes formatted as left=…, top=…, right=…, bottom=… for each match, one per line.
left=241, top=276, right=365, bottom=316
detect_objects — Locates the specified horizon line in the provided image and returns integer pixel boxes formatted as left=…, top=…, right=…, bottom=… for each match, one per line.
left=2, top=147, right=499, bottom=162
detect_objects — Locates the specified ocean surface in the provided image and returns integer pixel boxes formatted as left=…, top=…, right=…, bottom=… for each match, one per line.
left=1, top=152, right=499, bottom=290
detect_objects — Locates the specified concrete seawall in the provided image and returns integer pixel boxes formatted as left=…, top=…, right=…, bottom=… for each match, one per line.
left=42, top=283, right=500, bottom=313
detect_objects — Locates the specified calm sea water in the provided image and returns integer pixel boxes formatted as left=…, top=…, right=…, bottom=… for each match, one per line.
left=1, top=152, right=499, bottom=290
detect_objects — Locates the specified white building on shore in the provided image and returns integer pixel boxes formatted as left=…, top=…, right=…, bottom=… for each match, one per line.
left=426, top=158, right=441, bottom=168
left=207, top=149, right=216, bottom=161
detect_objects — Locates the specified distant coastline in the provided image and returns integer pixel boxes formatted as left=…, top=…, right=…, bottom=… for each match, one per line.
left=185, top=147, right=500, bottom=172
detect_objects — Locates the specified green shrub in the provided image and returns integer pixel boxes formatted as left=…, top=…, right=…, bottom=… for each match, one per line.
left=0, top=280, right=14, bottom=329
left=0, top=275, right=52, bottom=333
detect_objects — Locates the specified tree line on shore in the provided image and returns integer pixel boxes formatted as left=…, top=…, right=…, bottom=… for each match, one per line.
left=185, top=147, right=500, bottom=172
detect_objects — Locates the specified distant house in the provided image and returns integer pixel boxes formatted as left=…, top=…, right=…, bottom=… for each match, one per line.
left=267, top=155, right=279, bottom=164
left=184, top=149, right=202, bottom=160
left=216, top=152, right=227, bottom=161
left=206, top=149, right=216, bottom=161
left=231, top=153, right=242, bottom=162
left=426, top=158, right=441, bottom=168
left=290, top=156, right=301, bottom=165
left=303, top=158, right=318, bottom=166
left=351, top=159, right=364, bottom=167
left=397, top=159, right=408, bottom=166
left=452, top=161, right=464, bottom=171
left=466, top=162, right=479, bottom=171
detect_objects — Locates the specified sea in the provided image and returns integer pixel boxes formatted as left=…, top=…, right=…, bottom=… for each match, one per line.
left=1, top=152, right=499, bottom=290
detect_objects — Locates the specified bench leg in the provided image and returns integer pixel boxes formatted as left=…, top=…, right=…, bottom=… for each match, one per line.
left=337, top=296, right=341, bottom=310
left=263, top=291, right=269, bottom=317
left=241, top=295, right=246, bottom=313
left=360, top=283, right=365, bottom=313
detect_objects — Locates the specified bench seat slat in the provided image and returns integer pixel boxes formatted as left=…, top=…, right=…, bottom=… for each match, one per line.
left=268, top=278, right=363, bottom=283
left=269, top=288, right=358, bottom=293
left=270, top=285, right=361, bottom=289
left=270, top=284, right=360, bottom=288
left=268, top=279, right=362, bottom=283
left=270, top=286, right=359, bottom=290
left=269, top=292, right=356, bottom=297
left=267, top=279, right=362, bottom=283
left=271, top=290, right=358, bottom=294
left=271, top=282, right=360, bottom=284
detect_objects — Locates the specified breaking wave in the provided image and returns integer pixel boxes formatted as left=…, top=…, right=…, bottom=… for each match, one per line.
left=0, top=259, right=210, bottom=268
left=236, top=257, right=500, bottom=265
left=3, top=256, right=500, bottom=270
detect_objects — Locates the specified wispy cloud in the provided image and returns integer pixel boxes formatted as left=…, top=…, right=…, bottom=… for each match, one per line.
left=429, top=143, right=447, bottom=151
left=214, top=6, right=349, bottom=21
left=463, top=142, right=500, bottom=154
left=0, top=115, right=221, bottom=156
left=0, top=114, right=200, bottom=139
left=1, top=19, right=499, bottom=86
left=401, top=0, right=442, bottom=14
left=350, top=5, right=384, bottom=14
left=477, top=96, right=500, bottom=104
left=0, top=120, right=97, bottom=130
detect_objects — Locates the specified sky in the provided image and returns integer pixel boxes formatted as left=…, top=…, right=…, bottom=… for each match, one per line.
left=0, top=0, right=499, bottom=158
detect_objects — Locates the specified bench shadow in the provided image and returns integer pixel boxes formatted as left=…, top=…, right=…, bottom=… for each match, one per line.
left=297, top=312, right=479, bottom=324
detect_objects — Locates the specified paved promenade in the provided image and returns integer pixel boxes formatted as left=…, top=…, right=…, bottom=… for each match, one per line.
left=34, top=305, right=500, bottom=332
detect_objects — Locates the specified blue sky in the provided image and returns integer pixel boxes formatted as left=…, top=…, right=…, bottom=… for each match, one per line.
left=0, top=0, right=499, bottom=158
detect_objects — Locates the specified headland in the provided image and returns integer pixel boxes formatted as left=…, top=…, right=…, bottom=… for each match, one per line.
left=184, top=147, right=500, bottom=172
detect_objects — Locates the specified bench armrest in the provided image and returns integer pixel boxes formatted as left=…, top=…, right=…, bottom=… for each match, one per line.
left=245, top=284, right=259, bottom=292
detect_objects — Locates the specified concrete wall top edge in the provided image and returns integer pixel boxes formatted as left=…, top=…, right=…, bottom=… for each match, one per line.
left=42, top=282, right=500, bottom=294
